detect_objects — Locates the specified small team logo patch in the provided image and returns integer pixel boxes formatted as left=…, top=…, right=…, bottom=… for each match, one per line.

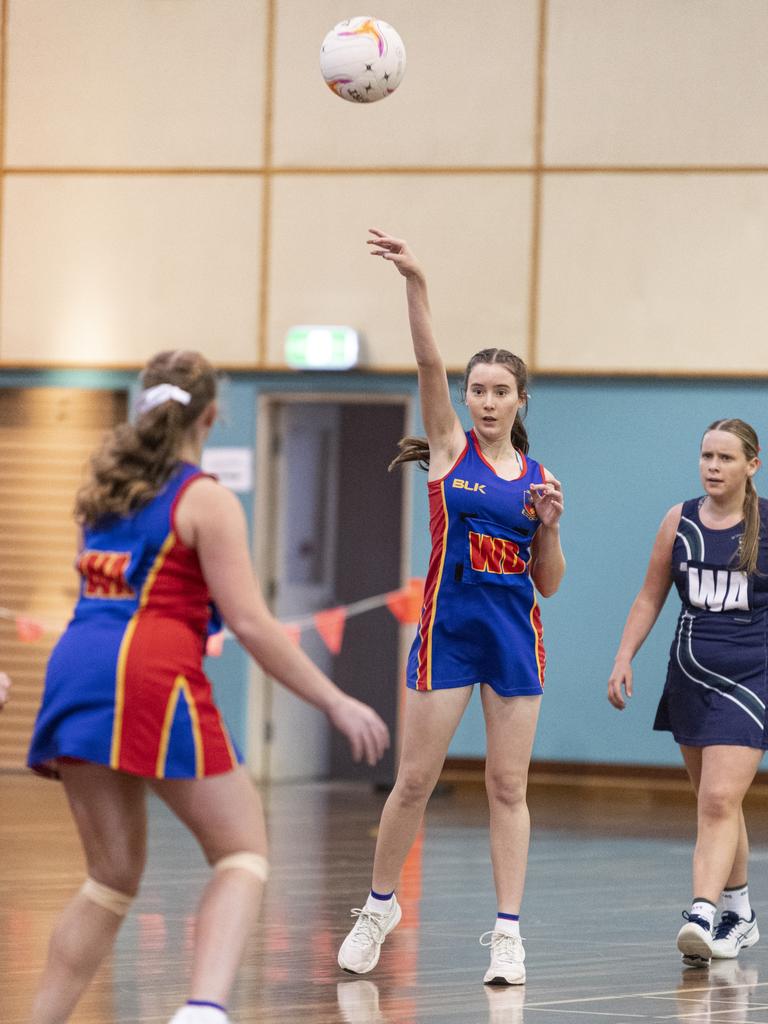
left=522, top=489, right=539, bottom=521
left=78, top=550, right=135, bottom=599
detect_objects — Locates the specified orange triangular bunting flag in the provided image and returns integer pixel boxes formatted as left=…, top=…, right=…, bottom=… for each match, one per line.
left=283, top=623, right=302, bottom=647
left=15, top=615, right=45, bottom=642
left=314, top=607, right=346, bottom=654
left=386, top=577, right=425, bottom=624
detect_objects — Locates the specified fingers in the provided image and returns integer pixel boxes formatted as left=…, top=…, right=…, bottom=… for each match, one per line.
left=358, top=708, right=390, bottom=766
left=337, top=699, right=391, bottom=765
left=607, top=685, right=625, bottom=711
left=367, top=229, right=406, bottom=252
left=607, top=670, right=632, bottom=711
left=348, top=730, right=363, bottom=764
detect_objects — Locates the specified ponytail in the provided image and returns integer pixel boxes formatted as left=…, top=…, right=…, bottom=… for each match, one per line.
left=704, top=418, right=762, bottom=575
left=738, top=476, right=761, bottom=575
left=75, top=350, right=217, bottom=527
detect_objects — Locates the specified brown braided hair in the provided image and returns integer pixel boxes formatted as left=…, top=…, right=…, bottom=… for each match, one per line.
left=75, top=350, right=217, bottom=526
left=703, top=418, right=762, bottom=575
left=389, top=348, right=530, bottom=471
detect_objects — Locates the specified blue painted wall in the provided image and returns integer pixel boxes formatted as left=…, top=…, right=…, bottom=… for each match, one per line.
left=3, top=368, right=766, bottom=766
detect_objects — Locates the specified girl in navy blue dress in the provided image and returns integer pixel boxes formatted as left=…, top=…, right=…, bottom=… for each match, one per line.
left=609, top=419, right=766, bottom=968
left=338, top=230, right=566, bottom=985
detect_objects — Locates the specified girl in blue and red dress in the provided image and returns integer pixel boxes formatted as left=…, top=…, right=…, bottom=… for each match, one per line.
left=609, top=419, right=766, bottom=968
left=337, top=230, right=566, bottom=986
left=27, top=350, right=389, bottom=1024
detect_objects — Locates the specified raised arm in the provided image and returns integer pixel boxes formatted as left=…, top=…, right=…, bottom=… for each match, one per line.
left=607, top=504, right=680, bottom=710
left=368, top=229, right=466, bottom=469
left=175, top=479, right=390, bottom=766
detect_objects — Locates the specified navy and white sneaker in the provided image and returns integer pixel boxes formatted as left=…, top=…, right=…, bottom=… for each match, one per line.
left=677, top=911, right=713, bottom=968
left=711, top=911, right=759, bottom=959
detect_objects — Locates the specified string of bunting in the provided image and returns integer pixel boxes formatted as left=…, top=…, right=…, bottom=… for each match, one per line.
left=0, top=577, right=425, bottom=658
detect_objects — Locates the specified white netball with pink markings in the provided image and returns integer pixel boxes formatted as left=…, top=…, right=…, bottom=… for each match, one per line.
left=320, top=16, right=406, bottom=104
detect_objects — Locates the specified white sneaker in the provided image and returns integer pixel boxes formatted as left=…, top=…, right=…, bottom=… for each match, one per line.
left=711, top=911, right=759, bottom=959
left=480, top=931, right=526, bottom=985
left=338, top=898, right=402, bottom=974
left=677, top=912, right=713, bottom=968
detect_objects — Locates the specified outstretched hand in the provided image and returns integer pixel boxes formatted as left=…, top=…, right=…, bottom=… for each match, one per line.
left=368, top=229, right=423, bottom=279
left=327, top=693, right=390, bottom=766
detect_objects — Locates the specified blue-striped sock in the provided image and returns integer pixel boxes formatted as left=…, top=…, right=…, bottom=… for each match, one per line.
left=365, top=888, right=395, bottom=911
left=495, top=912, right=520, bottom=937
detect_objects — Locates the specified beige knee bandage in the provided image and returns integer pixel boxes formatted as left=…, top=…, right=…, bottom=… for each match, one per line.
left=80, top=877, right=134, bottom=917
left=214, top=852, right=269, bottom=882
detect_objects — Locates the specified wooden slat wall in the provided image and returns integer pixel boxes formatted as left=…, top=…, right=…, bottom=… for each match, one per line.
left=0, top=388, right=126, bottom=769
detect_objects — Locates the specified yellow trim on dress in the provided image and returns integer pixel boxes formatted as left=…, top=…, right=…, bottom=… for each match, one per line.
left=110, top=531, right=177, bottom=770
left=154, top=675, right=204, bottom=779
left=529, top=593, right=545, bottom=685
left=424, top=481, right=450, bottom=691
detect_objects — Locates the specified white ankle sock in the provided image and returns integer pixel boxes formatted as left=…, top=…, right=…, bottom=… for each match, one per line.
left=495, top=917, right=520, bottom=937
left=691, top=899, right=716, bottom=929
left=720, top=883, right=752, bottom=920
left=365, top=891, right=394, bottom=913
left=168, top=1004, right=229, bottom=1024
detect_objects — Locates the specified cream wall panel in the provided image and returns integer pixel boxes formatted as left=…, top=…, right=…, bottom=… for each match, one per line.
left=537, top=174, right=768, bottom=373
left=1, top=176, right=263, bottom=364
left=546, top=0, right=768, bottom=165
left=267, top=175, right=533, bottom=369
left=5, top=0, right=267, bottom=167
left=272, top=0, right=538, bottom=167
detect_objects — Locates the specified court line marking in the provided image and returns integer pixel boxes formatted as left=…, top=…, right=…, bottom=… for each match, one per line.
left=523, top=981, right=768, bottom=1007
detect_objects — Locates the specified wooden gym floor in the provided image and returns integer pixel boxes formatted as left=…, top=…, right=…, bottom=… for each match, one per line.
left=2, top=771, right=768, bottom=1024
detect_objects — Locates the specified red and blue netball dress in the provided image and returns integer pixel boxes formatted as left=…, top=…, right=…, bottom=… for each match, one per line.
left=28, top=463, right=242, bottom=780
left=654, top=497, right=768, bottom=748
left=407, top=429, right=546, bottom=695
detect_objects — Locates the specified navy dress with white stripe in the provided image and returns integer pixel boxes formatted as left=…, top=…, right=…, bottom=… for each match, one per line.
left=654, top=496, right=768, bottom=748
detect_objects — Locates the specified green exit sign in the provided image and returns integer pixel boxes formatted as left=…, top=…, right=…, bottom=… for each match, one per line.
left=285, top=325, right=360, bottom=370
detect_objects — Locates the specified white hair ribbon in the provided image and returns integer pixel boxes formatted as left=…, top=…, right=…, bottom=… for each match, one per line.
left=135, top=383, right=192, bottom=417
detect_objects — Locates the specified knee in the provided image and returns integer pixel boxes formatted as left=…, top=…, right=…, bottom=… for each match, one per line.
left=485, top=770, right=528, bottom=811
left=698, top=788, right=739, bottom=823
left=213, top=851, right=269, bottom=883
left=393, top=767, right=437, bottom=809
left=89, top=845, right=146, bottom=897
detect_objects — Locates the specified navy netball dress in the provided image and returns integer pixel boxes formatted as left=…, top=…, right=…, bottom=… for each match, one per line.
left=28, top=463, right=242, bottom=780
left=406, top=429, right=546, bottom=696
left=654, top=497, right=768, bottom=748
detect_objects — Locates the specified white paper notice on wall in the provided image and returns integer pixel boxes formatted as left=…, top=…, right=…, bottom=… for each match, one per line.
left=201, top=447, right=253, bottom=493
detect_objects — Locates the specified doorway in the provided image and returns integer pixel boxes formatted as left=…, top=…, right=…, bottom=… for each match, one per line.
left=257, top=394, right=410, bottom=785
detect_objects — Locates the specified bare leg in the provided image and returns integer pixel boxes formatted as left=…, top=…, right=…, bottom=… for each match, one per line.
left=481, top=690, right=541, bottom=913
left=31, top=763, right=147, bottom=1024
left=371, top=687, right=473, bottom=892
left=151, top=766, right=268, bottom=1007
left=682, top=746, right=751, bottom=891
left=681, top=745, right=763, bottom=903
